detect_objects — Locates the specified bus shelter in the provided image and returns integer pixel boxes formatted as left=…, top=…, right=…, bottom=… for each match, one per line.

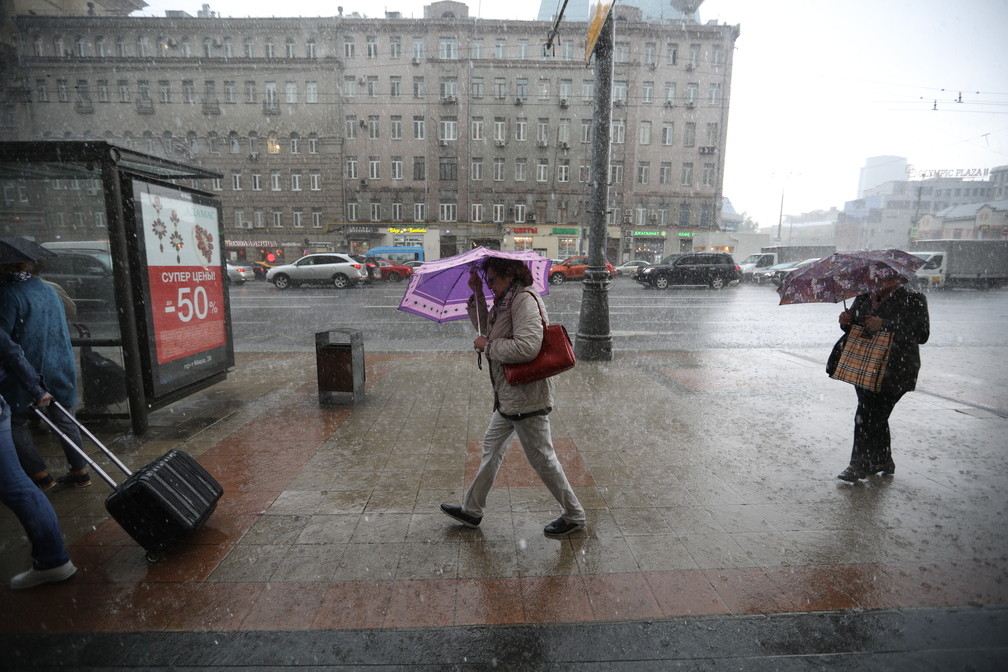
left=0, top=141, right=233, bottom=434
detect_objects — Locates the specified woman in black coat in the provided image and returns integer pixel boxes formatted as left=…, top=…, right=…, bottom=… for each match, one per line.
left=835, top=284, right=930, bottom=482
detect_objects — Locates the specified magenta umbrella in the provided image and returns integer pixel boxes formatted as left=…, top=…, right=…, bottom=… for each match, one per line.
left=777, top=249, right=925, bottom=306
left=397, top=247, right=552, bottom=325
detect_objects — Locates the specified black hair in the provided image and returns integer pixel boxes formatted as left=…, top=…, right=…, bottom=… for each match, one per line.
left=480, top=257, right=533, bottom=288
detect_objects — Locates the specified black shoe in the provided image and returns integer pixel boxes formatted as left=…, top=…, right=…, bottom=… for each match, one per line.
left=837, top=466, right=867, bottom=482
left=870, top=461, right=896, bottom=476
left=543, top=517, right=585, bottom=538
left=56, top=472, right=92, bottom=488
left=440, top=504, right=481, bottom=528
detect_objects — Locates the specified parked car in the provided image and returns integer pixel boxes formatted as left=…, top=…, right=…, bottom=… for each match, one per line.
left=38, top=249, right=116, bottom=313
left=266, top=253, right=367, bottom=289
left=614, top=260, right=652, bottom=277
left=404, top=260, right=425, bottom=269
left=351, top=255, right=380, bottom=282
left=634, top=252, right=741, bottom=290
left=365, top=257, right=413, bottom=282
left=225, top=263, right=252, bottom=284
left=769, top=257, right=821, bottom=286
left=548, top=256, right=617, bottom=284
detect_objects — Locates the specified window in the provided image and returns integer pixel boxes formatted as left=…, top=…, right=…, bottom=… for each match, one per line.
left=244, top=38, right=254, bottom=58
left=439, top=157, right=457, bottom=181
left=471, top=77, right=483, bottom=99
left=345, top=115, right=357, bottom=139
left=413, top=76, right=425, bottom=98
left=610, top=163, right=623, bottom=184
left=516, top=77, right=528, bottom=100
left=391, top=116, right=402, bottom=139
left=310, top=172, right=321, bottom=190
left=712, top=45, right=724, bottom=66
left=558, top=160, right=570, bottom=183
left=689, top=44, right=701, bottom=67
left=514, top=203, right=526, bottom=223
left=368, top=157, right=380, bottom=180
left=639, top=121, right=651, bottom=145
left=642, top=81, right=654, bottom=103
left=308, top=134, right=318, bottom=153
left=679, top=203, right=690, bottom=228
left=264, top=81, right=278, bottom=106
left=558, top=119, right=570, bottom=144
left=538, top=78, right=550, bottom=100
left=637, top=162, right=649, bottom=185
left=232, top=172, right=242, bottom=190
left=413, top=115, right=425, bottom=140
left=285, top=38, right=295, bottom=58
left=471, top=118, right=484, bottom=141
left=252, top=173, right=262, bottom=190
left=438, top=118, right=457, bottom=141
left=705, top=122, right=719, bottom=146
left=293, top=209, right=304, bottom=228
left=611, top=119, right=625, bottom=144
left=493, top=157, right=505, bottom=181
left=344, top=38, right=354, bottom=58
left=537, top=159, right=549, bottom=182
left=306, top=40, right=316, bottom=58
left=291, top=171, right=302, bottom=191
left=245, top=80, right=257, bottom=103
left=347, top=202, right=358, bottom=221
left=96, top=79, right=109, bottom=102
left=392, top=202, right=403, bottom=221
left=581, top=119, right=592, bottom=143
left=264, top=39, right=274, bottom=58
left=390, top=36, right=401, bottom=59
left=36, top=79, right=49, bottom=102
left=686, top=83, right=698, bottom=105
left=495, top=38, right=506, bottom=59
left=439, top=202, right=457, bottom=222
left=471, top=158, right=483, bottom=181
left=368, top=115, right=379, bottom=139
left=681, top=162, right=694, bottom=186
left=271, top=170, right=282, bottom=190
left=471, top=203, right=483, bottom=222
left=439, top=37, right=458, bottom=59
left=439, top=76, right=458, bottom=97
left=683, top=122, right=696, bottom=147
left=514, top=158, right=527, bottom=181
left=413, top=156, right=425, bottom=180
left=494, top=118, right=506, bottom=142
left=158, top=80, right=170, bottom=103
left=614, top=41, right=630, bottom=63
left=345, top=157, right=358, bottom=179
left=666, top=42, right=678, bottom=65
left=613, top=80, right=627, bottom=102
left=537, top=119, right=549, bottom=143
left=391, top=157, right=403, bottom=180
left=390, top=76, right=401, bottom=97
left=413, top=202, right=426, bottom=222
left=515, top=118, right=527, bottom=141
left=229, top=132, right=241, bottom=153
left=662, top=122, right=674, bottom=145
left=412, top=38, right=425, bottom=59
left=709, top=82, right=721, bottom=104
left=312, top=210, right=322, bottom=228
left=285, top=81, right=297, bottom=103
left=370, top=202, right=381, bottom=221
left=367, top=36, right=378, bottom=58
left=582, top=79, right=593, bottom=101
left=493, top=203, right=505, bottom=223
left=665, top=82, right=677, bottom=103
left=703, top=163, right=716, bottom=187
left=305, top=81, right=318, bottom=103
left=366, top=76, right=378, bottom=97
left=659, top=162, right=671, bottom=185
left=517, top=39, right=529, bottom=59
left=118, top=79, right=130, bottom=102
left=224, top=80, right=236, bottom=103
left=644, top=42, right=657, bottom=65
left=343, top=76, right=356, bottom=98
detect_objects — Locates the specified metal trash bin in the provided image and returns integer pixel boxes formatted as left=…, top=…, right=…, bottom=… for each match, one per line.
left=315, top=329, right=365, bottom=404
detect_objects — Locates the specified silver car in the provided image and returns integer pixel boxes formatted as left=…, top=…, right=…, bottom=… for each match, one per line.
left=226, top=263, right=252, bottom=284
left=266, top=253, right=367, bottom=290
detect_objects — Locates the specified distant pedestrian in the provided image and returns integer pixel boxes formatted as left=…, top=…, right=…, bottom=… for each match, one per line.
left=0, top=327, right=76, bottom=589
left=440, top=258, right=586, bottom=537
left=835, top=283, right=929, bottom=482
left=0, top=260, right=91, bottom=490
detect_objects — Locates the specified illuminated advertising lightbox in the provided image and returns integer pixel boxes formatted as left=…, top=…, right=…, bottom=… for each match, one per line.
left=131, top=180, right=234, bottom=398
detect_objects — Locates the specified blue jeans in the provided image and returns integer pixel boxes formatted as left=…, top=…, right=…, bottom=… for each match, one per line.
left=12, top=404, right=88, bottom=476
left=0, top=398, right=70, bottom=570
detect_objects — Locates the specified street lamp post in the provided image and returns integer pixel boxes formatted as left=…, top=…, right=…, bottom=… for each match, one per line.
left=575, top=11, right=614, bottom=361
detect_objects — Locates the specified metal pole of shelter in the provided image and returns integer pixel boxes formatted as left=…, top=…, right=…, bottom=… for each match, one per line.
left=575, top=11, right=614, bottom=361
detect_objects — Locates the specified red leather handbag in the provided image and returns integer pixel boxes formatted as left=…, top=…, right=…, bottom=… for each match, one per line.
left=502, top=292, right=576, bottom=385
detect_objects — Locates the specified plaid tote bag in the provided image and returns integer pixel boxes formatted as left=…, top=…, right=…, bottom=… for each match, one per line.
left=829, top=325, right=893, bottom=392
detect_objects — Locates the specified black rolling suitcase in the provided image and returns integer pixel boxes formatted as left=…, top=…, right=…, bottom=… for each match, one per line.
left=35, top=401, right=223, bottom=560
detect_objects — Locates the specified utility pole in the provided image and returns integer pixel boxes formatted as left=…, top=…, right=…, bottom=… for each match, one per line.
left=574, top=10, right=614, bottom=361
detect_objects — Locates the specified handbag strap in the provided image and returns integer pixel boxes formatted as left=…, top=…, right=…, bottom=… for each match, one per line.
left=519, top=288, right=547, bottom=328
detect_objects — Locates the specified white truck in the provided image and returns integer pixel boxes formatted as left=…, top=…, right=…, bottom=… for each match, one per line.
left=738, top=245, right=836, bottom=283
left=909, top=239, right=1008, bottom=289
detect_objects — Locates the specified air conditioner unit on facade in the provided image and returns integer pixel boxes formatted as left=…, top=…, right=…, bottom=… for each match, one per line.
left=248, top=152, right=259, bottom=160
left=613, top=99, right=624, bottom=107
left=664, top=100, right=674, bottom=108
left=559, top=98, right=568, bottom=108
left=495, top=139, right=506, bottom=147
left=438, top=139, right=448, bottom=147
left=622, top=215, right=632, bottom=224
left=685, top=101, right=695, bottom=109
left=537, top=141, right=547, bottom=149
left=560, top=142, right=570, bottom=150
left=527, top=214, right=536, bottom=223
left=650, top=213, right=658, bottom=221
left=685, top=62, right=695, bottom=71
left=515, top=97, right=523, bottom=105
left=411, top=57, right=420, bottom=65
left=648, top=62, right=657, bottom=70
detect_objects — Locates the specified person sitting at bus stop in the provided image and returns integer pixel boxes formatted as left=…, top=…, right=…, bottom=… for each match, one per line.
left=0, top=260, right=90, bottom=490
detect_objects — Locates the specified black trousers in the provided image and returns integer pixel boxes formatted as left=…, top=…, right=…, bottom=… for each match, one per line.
left=849, top=386, right=906, bottom=470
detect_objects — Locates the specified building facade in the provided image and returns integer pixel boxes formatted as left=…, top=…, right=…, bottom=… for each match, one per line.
left=1, top=0, right=739, bottom=264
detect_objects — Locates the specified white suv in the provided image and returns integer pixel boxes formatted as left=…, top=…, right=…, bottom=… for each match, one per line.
left=266, top=253, right=367, bottom=289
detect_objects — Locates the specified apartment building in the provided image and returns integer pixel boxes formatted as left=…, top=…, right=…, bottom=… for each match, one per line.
left=1, top=0, right=739, bottom=264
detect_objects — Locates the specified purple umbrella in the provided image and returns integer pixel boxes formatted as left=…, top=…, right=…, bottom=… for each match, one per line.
left=777, top=249, right=925, bottom=306
left=397, top=247, right=551, bottom=325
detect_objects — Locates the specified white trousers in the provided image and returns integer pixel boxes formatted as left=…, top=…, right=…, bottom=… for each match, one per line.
left=462, top=411, right=585, bottom=524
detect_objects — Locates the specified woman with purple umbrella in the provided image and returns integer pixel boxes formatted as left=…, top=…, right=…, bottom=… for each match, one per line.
left=834, top=281, right=929, bottom=482
left=440, top=257, right=586, bottom=537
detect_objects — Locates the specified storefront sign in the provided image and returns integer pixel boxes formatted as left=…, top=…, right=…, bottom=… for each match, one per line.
left=910, top=167, right=990, bottom=180
left=513, top=227, right=538, bottom=234
left=632, top=231, right=666, bottom=237
left=677, top=232, right=695, bottom=237
left=388, top=227, right=427, bottom=234
left=347, top=226, right=380, bottom=234
left=225, top=239, right=277, bottom=248
left=552, top=228, right=579, bottom=235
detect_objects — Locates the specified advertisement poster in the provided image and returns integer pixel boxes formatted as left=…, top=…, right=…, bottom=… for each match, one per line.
left=132, top=180, right=233, bottom=397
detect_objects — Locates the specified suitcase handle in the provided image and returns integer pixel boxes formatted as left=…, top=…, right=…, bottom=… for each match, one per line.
left=32, top=399, right=134, bottom=489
